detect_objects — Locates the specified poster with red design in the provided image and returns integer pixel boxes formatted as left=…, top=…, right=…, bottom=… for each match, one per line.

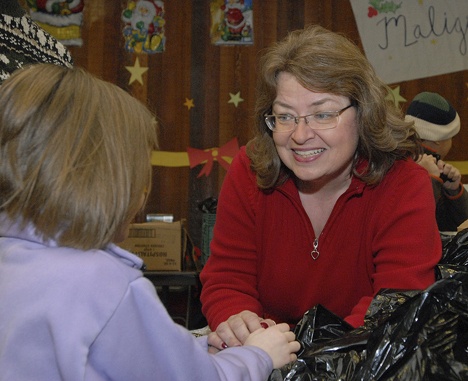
left=26, top=0, right=84, bottom=46
left=350, top=0, right=468, bottom=84
left=210, top=0, right=254, bottom=45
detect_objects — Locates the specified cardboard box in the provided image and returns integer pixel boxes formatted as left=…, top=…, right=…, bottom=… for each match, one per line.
left=118, top=221, right=183, bottom=271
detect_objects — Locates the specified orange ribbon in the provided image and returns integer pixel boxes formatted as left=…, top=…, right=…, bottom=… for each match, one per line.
left=187, top=138, right=239, bottom=177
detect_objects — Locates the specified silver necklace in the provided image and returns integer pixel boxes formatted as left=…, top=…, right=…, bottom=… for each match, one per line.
left=311, top=237, right=319, bottom=260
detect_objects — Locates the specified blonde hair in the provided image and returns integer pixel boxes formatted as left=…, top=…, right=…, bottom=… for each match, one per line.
left=0, top=64, right=158, bottom=250
left=247, top=24, right=420, bottom=189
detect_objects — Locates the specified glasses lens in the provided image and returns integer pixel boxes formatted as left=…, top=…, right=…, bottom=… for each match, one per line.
left=311, top=112, right=339, bottom=125
left=265, top=116, right=275, bottom=130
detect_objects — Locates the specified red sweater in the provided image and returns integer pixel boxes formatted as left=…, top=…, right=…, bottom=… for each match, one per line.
left=200, top=147, right=442, bottom=329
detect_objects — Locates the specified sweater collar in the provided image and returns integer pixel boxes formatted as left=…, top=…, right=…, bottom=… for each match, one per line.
left=0, top=213, right=144, bottom=270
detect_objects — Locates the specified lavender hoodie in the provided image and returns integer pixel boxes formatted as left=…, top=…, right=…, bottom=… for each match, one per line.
left=0, top=215, right=273, bottom=381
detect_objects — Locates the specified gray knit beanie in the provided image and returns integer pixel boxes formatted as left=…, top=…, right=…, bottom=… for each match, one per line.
left=405, top=92, right=460, bottom=141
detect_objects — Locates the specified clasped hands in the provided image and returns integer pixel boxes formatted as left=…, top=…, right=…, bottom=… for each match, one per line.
left=418, top=154, right=461, bottom=192
left=206, top=310, right=300, bottom=368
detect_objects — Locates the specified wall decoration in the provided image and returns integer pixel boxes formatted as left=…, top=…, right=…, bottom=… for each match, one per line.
left=386, top=85, right=406, bottom=107
left=210, top=0, right=254, bottom=45
left=26, top=0, right=84, bottom=46
left=184, top=98, right=195, bottom=110
left=151, top=138, right=240, bottom=178
left=228, top=91, right=244, bottom=107
left=125, top=57, right=148, bottom=85
left=122, top=0, right=166, bottom=53
left=350, top=0, right=468, bottom=84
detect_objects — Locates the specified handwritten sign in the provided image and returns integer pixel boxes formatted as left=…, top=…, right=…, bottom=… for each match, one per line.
left=350, top=0, right=468, bottom=84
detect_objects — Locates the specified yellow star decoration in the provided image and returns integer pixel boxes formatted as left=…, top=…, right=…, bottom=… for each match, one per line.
left=385, top=86, right=406, bottom=108
left=184, top=98, right=195, bottom=110
left=228, top=91, right=244, bottom=107
left=125, top=57, right=148, bottom=85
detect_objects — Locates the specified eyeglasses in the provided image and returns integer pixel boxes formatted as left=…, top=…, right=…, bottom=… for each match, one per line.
left=264, top=104, right=354, bottom=133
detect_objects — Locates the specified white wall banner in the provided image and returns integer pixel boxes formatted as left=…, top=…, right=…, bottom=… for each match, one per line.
left=350, top=0, right=468, bottom=84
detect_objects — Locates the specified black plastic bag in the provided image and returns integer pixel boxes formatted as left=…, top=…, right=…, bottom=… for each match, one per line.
left=353, top=273, right=468, bottom=380
left=270, top=229, right=468, bottom=381
left=269, top=305, right=367, bottom=381
left=271, top=275, right=468, bottom=380
left=441, top=229, right=468, bottom=263
left=436, top=228, right=468, bottom=280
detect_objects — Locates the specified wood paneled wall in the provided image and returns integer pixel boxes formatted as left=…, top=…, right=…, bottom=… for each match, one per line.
left=20, top=1, right=468, bottom=247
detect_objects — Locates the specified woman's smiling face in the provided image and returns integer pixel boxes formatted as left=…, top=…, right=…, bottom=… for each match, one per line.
left=272, top=72, right=359, bottom=185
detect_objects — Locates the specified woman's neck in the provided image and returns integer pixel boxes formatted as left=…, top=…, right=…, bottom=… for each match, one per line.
left=295, top=161, right=353, bottom=196
left=1, top=0, right=26, bottom=17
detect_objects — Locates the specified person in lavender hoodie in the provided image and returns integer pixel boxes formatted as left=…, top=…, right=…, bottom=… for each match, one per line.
left=0, top=63, right=299, bottom=381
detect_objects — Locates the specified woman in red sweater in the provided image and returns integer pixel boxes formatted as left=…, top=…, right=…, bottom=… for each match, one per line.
left=200, top=25, right=442, bottom=350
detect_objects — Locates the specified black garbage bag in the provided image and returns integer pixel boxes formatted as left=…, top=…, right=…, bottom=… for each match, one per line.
left=353, top=272, right=468, bottom=380
left=441, top=229, right=468, bottom=261
left=269, top=287, right=424, bottom=381
left=269, top=227, right=468, bottom=381
left=269, top=305, right=367, bottom=381
left=437, top=228, right=468, bottom=280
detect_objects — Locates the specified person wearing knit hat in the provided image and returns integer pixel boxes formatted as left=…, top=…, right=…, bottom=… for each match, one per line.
left=405, top=91, right=468, bottom=232
left=0, top=0, right=73, bottom=84
left=406, top=91, right=460, bottom=157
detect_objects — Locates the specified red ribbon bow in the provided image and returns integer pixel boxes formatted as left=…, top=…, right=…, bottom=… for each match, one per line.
left=187, top=138, right=239, bottom=177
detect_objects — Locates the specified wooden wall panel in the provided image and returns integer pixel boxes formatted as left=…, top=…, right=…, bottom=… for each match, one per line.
left=18, top=0, right=468, bottom=247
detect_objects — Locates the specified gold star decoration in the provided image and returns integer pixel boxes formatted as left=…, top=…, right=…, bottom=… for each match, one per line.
left=184, top=98, right=195, bottom=110
left=385, top=85, right=406, bottom=108
left=228, top=91, right=244, bottom=107
left=125, top=57, right=148, bottom=85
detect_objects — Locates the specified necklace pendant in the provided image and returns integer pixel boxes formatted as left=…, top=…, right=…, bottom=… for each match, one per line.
left=310, top=238, right=320, bottom=260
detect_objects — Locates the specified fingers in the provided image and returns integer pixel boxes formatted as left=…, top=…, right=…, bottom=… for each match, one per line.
left=274, top=322, right=292, bottom=333
left=284, top=331, right=296, bottom=343
left=417, top=154, right=439, bottom=175
left=215, top=321, right=243, bottom=348
left=436, top=158, right=445, bottom=170
left=260, top=318, right=276, bottom=328
left=216, top=310, right=263, bottom=347
left=239, top=310, right=265, bottom=333
left=440, top=163, right=461, bottom=189
left=207, top=331, right=227, bottom=352
left=289, top=337, right=301, bottom=352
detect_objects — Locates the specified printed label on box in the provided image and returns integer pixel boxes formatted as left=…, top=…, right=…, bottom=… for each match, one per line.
left=118, top=221, right=182, bottom=271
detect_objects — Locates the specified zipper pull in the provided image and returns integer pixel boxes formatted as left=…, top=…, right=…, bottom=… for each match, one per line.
left=310, top=237, right=319, bottom=260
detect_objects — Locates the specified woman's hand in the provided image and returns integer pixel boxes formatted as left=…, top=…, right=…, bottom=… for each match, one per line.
left=206, top=310, right=276, bottom=351
left=208, top=320, right=300, bottom=369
